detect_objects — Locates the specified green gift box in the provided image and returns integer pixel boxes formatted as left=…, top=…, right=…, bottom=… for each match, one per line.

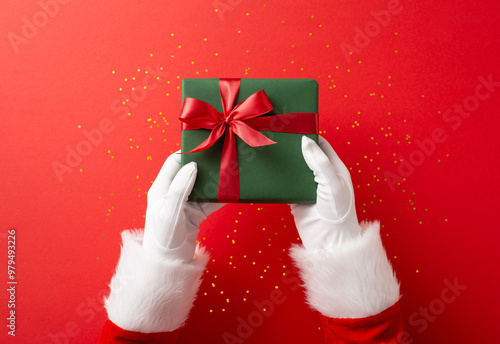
left=180, top=78, right=319, bottom=203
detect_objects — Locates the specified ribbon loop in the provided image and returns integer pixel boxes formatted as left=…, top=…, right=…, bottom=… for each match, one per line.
left=231, top=90, right=273, bottom=121
left=180, top=97, right=223, bottom=129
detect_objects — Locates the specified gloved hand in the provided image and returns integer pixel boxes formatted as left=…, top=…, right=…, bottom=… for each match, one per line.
left=290, top=136, right=362, bottom=251
left=142, top=152, right=225, bottom=262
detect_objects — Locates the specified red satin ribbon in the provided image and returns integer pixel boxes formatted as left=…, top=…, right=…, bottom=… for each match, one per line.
left=180, top=78, right=318, bottom=202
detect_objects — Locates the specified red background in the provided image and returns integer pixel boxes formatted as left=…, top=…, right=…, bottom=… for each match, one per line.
left=1, top=1, right=499, bottom=343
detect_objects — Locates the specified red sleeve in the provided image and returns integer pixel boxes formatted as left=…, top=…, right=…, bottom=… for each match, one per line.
left=320, top=302, right=409, bottom=344
left=98, top=320, right=180, bottom=344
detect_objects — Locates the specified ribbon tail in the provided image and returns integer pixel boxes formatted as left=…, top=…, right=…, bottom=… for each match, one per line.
left=182, top=123, right=226, bottom=154
left=218, top=130, right=240, bottom=202
left=231, top=120, right=277, bottom=147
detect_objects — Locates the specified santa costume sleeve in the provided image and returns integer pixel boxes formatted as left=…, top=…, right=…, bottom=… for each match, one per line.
left=98, top=229, right=209, bottom=344
left=290, top=221, right=409, bottom=344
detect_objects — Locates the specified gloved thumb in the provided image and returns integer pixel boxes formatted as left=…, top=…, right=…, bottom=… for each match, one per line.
left=301, top=136, right=352, bottom=222
left=167, top=161, right=198, bottom=204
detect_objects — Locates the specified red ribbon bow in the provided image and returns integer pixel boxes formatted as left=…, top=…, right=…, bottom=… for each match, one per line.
left=181, top=78, right=277, bottom=154
left=180, top=78, right=318, bottom=202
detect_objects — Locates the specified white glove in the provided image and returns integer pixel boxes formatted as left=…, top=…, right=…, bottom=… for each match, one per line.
left=290, top=136, right=362, bottom=251
left=142, top=152, right=224, bottom=262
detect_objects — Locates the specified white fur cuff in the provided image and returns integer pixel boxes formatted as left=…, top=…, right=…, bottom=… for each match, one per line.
left=290, top=221, right=400, bottom=319
left=104, top=229, right=209, bottom=333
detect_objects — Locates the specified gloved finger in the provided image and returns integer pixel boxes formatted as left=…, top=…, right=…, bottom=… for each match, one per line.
left=147, top=151, right=182, bottom=204
left=318, top=136, right=352, bottom=185
left=301, top=136, right=345, bottom=210
left=156, top=161, right=198, bottom=249
left=166, top=161, right=198, bottom=204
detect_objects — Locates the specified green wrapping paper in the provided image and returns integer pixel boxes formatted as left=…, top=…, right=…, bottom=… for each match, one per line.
left=180, top=78, right=319, bottom=203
